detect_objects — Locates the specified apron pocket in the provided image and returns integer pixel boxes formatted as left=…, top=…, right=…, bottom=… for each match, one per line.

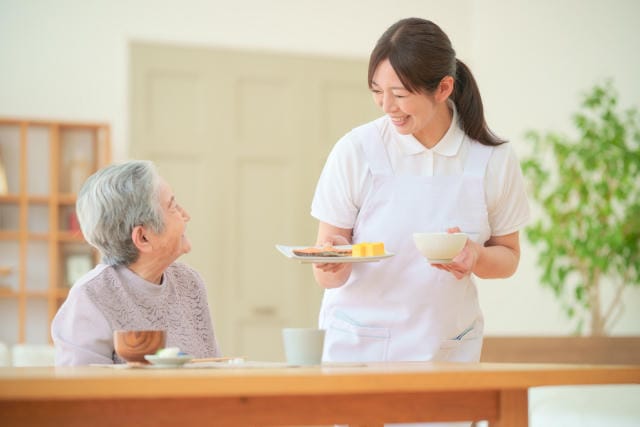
left=433, top=337, right=482, bottom=362
left=325, top=315, right=390, bottom=362
left=433, top=325, right=483, bottom=362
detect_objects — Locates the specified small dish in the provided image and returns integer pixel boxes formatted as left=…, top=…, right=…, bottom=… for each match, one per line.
left=413, top=232, right=468, bottom=261
left=144, top=354, right=193, bottom=367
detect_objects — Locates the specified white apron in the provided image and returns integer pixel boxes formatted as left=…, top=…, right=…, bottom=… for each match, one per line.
left=319, top=124, right=492, bottom=427
left=319, top=123, right=493, bottom=426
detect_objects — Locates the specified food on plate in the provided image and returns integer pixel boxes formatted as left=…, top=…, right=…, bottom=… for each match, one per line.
left=155, top=347, right=184, bottom=357
left=292, top=246, right=352, bottom=257
left=352, top=242, right=385, bottom=257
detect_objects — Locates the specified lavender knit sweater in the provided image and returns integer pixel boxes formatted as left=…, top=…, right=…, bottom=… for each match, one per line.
left=52, top=262, right=220, bottom=365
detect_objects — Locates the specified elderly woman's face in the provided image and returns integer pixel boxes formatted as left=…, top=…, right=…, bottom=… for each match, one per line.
left=150, top=178, right=192, bottom=261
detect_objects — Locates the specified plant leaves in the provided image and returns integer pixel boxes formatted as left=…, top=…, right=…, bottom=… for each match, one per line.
left=521, top=79, right=640, bottom=334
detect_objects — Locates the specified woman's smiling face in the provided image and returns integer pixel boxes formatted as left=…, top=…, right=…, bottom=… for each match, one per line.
left=149, top=179, right=192, bottom=261
left=370, top=59, right=441, bottom=145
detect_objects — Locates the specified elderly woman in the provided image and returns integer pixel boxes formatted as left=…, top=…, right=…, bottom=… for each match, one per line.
left=52, top=160, right=220, bottom=365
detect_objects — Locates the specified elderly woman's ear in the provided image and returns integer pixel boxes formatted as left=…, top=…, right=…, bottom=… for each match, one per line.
left=131, top=225, right=153, bottom=253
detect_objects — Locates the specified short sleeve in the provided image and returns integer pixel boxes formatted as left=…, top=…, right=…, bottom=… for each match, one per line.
left=51, top=284, right=114, bottom=366
left=311, top=132, right=370, bottom=229
left=485, top=144, right=531, bottom=236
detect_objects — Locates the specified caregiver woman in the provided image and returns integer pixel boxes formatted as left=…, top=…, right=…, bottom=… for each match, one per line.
left=311, top=17, right=530, bottom=367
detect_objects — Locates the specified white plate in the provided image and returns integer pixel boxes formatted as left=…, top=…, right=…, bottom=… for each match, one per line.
left=276, top=244, right=394, bottom=264
left=144, top=354, right=193, bottom=367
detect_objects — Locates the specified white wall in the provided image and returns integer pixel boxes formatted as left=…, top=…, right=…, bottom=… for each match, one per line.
left=0, top=0, right=473, bottom=160
left=1, top=0, right=639, bottom=336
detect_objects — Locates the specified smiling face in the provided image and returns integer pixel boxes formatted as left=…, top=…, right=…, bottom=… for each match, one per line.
left=149, top=179, right=192, bottom=261
left=370, top=59, right=452, bottom=147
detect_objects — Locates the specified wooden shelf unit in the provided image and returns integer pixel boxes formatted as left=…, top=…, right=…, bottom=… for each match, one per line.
left=0, top=118, right=111, bottom=345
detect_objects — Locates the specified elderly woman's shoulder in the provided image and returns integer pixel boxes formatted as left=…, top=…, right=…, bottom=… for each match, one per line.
left=166, top=262, right=206, bottom=287
left=64, top=264, right=121, bottom=303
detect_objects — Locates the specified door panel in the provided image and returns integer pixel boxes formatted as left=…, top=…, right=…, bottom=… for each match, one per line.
left=131, top=43, right=379, bottom=361
left=147, top=72, right=206, bottom=151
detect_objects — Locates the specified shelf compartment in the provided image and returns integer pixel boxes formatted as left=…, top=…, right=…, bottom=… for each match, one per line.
left=26, top=241, right=49, bottom=293
left=59, top=205, right=81, bottom=234
left=26, top=125, right=51, bottom=195
left=61, top=244, right=95, bottom=288
left=28, top=204, right=49, bottom=234
left=0, top=299, right=19, bottom=344
left=25, top=298, right=50, bottom=344
left=0, top=118, right=111, bottom=344
left=59, top=128, right=97, bottom=194
left=0, top=241, right=19, bottom=291
left=0, top=123, right=21, bottom=195
left=0, top=203, right=20, bottom=232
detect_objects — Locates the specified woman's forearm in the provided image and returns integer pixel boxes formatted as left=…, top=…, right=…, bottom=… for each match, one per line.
left=472, top=232, right=521, bottom=279
left=473, top=243, right=520, bottom=278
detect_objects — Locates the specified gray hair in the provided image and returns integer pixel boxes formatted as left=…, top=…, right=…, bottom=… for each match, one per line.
left=76, top=160, right=165, bottom=265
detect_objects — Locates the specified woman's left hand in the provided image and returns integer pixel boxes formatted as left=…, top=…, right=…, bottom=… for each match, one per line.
left=431, top=227, right=480, bottom=279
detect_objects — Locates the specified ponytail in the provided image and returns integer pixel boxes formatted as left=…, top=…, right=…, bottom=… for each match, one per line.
left=369, top=18, right=506, bottom=146
left=453, top=59, right=506, bottom=146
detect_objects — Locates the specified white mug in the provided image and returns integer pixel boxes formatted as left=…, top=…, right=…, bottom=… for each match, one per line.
left=282, top=328, right=325, bottom=366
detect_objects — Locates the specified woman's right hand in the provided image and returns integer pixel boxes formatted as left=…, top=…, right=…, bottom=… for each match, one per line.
left=312, top=224, right=353, bottom=288
left=313, top=262, right=349, bottom=273
left=313, top=234, right=351, bottom=273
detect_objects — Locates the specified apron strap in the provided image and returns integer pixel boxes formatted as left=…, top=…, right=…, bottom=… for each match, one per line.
left=464, top=139, right=494, bottom=177
left=353, top=122, right=392, bottom=176
left=355, top=122, right=494, bottom=178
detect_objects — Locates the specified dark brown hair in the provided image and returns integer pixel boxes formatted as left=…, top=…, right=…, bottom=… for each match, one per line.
left=368, top=17, right=506, bottom=146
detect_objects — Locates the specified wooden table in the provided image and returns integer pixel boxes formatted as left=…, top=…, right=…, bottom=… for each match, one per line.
left=1, top=362, right=638, bottom=426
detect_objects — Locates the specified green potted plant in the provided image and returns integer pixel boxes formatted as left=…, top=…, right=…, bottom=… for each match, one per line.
left=521, top=80, right=640, bottom=335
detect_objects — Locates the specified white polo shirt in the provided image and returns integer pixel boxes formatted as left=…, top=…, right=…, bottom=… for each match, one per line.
left=311, top=109, right=530, bottom=237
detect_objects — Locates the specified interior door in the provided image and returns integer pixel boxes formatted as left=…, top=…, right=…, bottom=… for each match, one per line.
left=130, top=43, right=379, bottom=361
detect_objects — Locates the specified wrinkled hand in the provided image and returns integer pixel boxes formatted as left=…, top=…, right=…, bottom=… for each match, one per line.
left=313, top=235, right=351, bottom=273
left=431, top=227, right=479, bottom=279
